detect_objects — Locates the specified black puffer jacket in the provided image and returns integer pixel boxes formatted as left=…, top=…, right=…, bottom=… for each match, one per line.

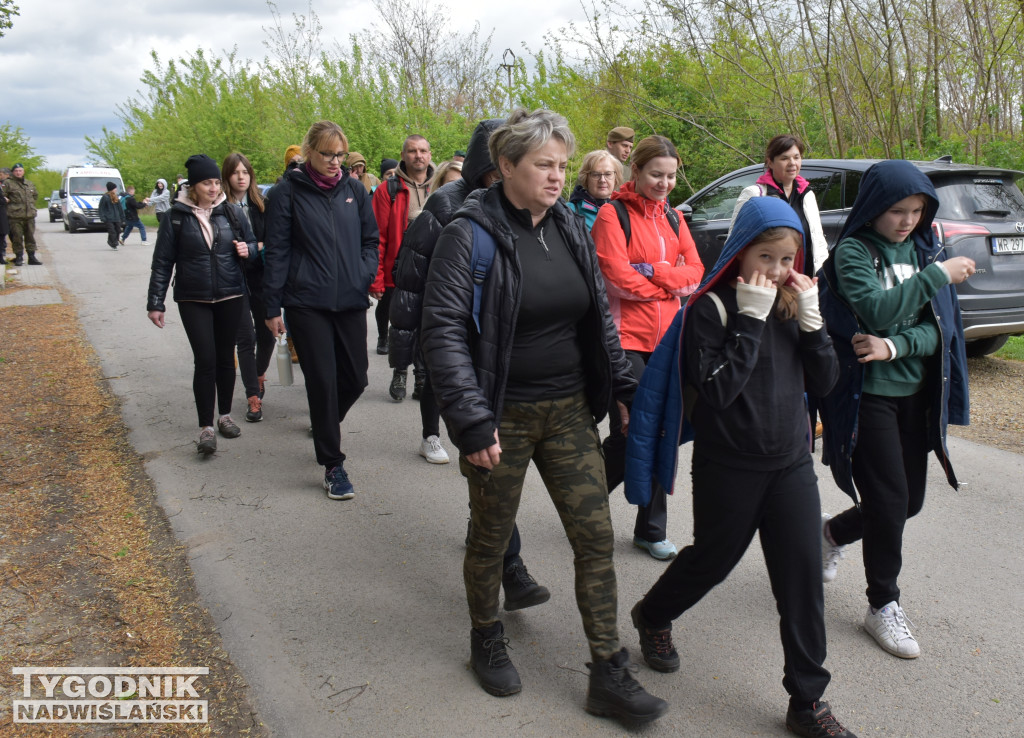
left=389, top=118, right=504, bottom=369
left=421, top=184, right=637, bottom=454
left=146, top=197, right=257, bottom=312
left=262, top=166, right=379, bottom=317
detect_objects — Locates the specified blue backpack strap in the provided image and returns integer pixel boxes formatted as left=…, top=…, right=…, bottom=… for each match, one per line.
left=468, top=218, right=497, bottom=333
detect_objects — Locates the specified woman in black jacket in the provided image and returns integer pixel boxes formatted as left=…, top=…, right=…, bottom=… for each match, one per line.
left=421, top=108, right=665, bottom=724
left=262, top=120, right=380, bottom=501
left=222, top=152, right=272, bottom=422
left=98, top=181, right=124, bottom=249
left=146, top=154, right=257, bottom=455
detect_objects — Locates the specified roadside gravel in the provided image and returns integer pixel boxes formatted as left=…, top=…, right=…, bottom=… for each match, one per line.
left=950, top=356, right=1024, bottom=453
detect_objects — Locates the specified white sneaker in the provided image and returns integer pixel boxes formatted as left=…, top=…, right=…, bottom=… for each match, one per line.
left=419, top=435, right=450, bottom=464
left=864, top=601, right=920, bottom=658
left=821, top=512, right=846, bottom=583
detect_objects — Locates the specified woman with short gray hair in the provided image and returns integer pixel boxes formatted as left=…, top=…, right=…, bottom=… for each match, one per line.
left=568, top=149, right=624, bottom=230
left=421, top=108, right=667, bottom=724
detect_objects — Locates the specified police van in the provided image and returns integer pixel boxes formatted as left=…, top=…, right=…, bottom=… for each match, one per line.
left=60, top=165, right=124, bottom=232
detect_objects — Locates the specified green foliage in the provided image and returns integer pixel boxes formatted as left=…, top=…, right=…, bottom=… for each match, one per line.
left=0, top=123, right=44, bottom=171
left=994, top=335, right=1024, bottom=362
left=0, top=0, right=19, bottom=38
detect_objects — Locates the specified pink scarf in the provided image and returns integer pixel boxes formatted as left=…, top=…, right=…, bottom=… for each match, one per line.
left=304, top=162, right=342, bottom=190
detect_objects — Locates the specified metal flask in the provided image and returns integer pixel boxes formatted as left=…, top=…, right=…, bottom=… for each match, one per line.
left=276, top=336, right=294, bottom=386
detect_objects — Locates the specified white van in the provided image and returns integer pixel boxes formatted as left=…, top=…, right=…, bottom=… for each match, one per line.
left=60, top=165, right=125, bottom=232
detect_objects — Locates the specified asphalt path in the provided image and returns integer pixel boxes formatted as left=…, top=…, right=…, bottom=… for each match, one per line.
left=31, top=217, right=1024, bottom=736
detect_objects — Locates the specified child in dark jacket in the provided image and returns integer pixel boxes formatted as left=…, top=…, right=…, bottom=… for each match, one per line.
left=626, top=197, right=856, bottom=737
left=817, top=159, right=973, bottom=660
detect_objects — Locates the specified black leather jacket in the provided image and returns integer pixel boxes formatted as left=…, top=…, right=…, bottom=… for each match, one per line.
left=146, top=199, right=256, bottom=312
left=421, top=184, right=637, bottom=454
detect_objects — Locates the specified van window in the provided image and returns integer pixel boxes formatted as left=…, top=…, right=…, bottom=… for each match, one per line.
left=67, top=177, right=120, bottom=195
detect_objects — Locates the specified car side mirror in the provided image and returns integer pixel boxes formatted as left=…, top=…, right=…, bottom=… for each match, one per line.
left=59, top=190, right=66, bottom=198
left=677, top=203, right=693, bottom=223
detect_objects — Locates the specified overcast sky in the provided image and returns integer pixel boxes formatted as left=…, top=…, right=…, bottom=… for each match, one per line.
left=0, top=0, right=603, bottom=172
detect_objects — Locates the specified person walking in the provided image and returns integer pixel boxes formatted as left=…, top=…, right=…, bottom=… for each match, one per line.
left=728, top=134, right=828, bottom=276
left=817, top=159, right=972, bottom=659
left=390, top=117, right=551, bottom=612
left=222, top=152, right=272, bottom=423
left=566, top=150, right=623, bottom=231
left=421, top=108, right=666, bottom=724
left=591, top=135, right=704, bottom=561
left=263, top=121, right=380, bottom=500
left=146, top=154, right=257, bottom=455
left=625, top=196, right=856, bottom=737
left=4, top=163, right=41, bottom=265
left=121, top=186, right=150, bottom=243
left=98, top=182, right=125, bottom=250
left=150, top=179, right=171, bottom=223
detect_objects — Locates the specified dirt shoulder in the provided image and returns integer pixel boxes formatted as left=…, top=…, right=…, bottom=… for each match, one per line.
left=0, top=300, right=265, bottom=737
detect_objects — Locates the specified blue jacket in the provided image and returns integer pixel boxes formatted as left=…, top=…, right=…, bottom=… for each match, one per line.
left=816, top=160, right=969, bottom=503
left=624, top=197, right=807, bottom=504
left=566, top=184, right=607, bottom=231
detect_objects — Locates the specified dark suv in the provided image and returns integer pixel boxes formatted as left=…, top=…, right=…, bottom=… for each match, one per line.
left=48, top=190, right=62, bottom=222
left=678, top=158, right=1024, bottom=355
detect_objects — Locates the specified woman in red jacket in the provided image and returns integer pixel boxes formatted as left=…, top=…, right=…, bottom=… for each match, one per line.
left=592, top=134, right=704, bottom=560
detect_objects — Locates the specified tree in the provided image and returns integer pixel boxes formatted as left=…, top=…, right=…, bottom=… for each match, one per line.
left=0, top=122, right=43, bottom=171
left=0, top=0, right=19, bottom=38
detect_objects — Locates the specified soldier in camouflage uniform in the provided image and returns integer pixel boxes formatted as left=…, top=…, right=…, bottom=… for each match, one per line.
left=421, top=108, right=667, bottom=724
left=4, top=164, right=41, bottom=266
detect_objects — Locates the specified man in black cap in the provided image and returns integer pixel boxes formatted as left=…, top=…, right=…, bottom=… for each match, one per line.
left=4, top=163, right=41, bottom=265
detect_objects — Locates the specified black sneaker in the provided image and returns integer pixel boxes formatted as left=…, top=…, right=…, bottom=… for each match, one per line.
left=13, top=256, right=23, bottom=266
left=197, top=427, right=217, bottom=455
left=630, top=600, right=680, bottom=672
left=324, top=463, right=355, bottom=500
left=585, top=648, right=667, bottom=724
left=389, top=370, right=407, bottom=401
left=376, top=334, right=388, bottom=355
left=470, top=622, right=521, bottom=697
left=27, top=254, right=42, bottom=265
left=245, top=396, right=263, bottom=423
left=786, top=701, right=857, bottom=737
left=502, top=558, right=551, bottom=611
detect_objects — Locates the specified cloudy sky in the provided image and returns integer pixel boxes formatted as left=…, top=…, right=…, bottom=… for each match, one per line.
left=0, top=0, right=608, bottom=172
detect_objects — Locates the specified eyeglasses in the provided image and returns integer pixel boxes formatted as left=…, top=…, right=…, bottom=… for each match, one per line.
left=588, top=171, right=616, bottom=181
left=319, top=151, right=348, bottom=163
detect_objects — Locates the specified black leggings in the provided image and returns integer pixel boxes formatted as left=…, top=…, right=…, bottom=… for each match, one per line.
left=178, top=299, right=245, bottom=427
left=374, top=287, right=395, bottom=341
left=236, top=292, right=275, bottom=398
left=105, top=221, right=122, bottom=248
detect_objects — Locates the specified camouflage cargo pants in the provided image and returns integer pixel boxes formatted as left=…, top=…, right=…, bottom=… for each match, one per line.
left=9, top=217, right=37, bottom=257
left=461, top=391, right=619, bottom=660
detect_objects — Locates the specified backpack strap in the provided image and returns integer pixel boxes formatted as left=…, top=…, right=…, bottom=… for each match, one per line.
left=705, top=291, right=727, bottom=327
left=663, top=203, right=680, bottom=237
left=468, top=219, right=497, bottom=333
left=387, top=177, right=401, bottom=202
left=611, top=199, right=680, bottom=243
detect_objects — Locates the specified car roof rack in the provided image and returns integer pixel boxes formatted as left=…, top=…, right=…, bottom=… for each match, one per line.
left=934, top=155, right=953, bottom=163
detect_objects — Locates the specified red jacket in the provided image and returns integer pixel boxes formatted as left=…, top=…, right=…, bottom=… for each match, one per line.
left=371, top=179, right=410, bottom=292
left=591, top=181, right=704, bottom=352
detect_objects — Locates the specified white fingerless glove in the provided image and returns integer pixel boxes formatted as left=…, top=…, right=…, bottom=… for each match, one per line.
left=735, top=281, right=777, bottom=321
left=796, top=284, right=823, bottom=332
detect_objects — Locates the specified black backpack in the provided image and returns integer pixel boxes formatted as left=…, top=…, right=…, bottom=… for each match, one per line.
left=609, top=199, right=680, bottom=245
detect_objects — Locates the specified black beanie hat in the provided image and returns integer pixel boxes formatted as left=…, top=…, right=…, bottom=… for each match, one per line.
left=106, top=181, right=117, bottom=191
left=185, top=154, right=221, bottom=186
left=380, top=158, right=398, bottom=178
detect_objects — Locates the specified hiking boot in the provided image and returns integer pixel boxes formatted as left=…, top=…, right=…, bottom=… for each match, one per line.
left=376, top=333, right=389, bottom=355
left=245, top=396, right=263, bottom=423
left=13, top=256, right=24, bottom=266
left=324, top=463, right=355, bottom=501
left=419, top=435, right=450, bottom=464
left=864, top=602, right=919, bottom=658
left=786, top=700, right=858, bottom=737
left=633, top=536, right=677, bottom=561
left=585, top=648, right=667, bottom=724
left=470, top=622, right=521, bottom=697
left=197, top=427, right=217, bottom=455
left=502, top=557, right=551, bottom=611
left=630, top=600, right=679, bottom=672
left=28, top=254, right=42, bottom=265
left=217, top=415, right=241, bottom=438
left=257, top=374, right=266, bottom=399
left=821, top=513, right=846, bottom=583
left=389, top=370, right=407, bottom=402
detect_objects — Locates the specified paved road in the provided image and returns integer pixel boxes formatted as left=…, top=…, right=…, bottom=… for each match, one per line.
left=25, top=219, right=1024, bottom=736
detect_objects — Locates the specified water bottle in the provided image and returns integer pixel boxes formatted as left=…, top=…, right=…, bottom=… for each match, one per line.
left=276, top=336, right=294, bottom=386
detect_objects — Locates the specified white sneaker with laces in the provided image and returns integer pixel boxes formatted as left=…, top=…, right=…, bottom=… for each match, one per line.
left=419, top=435, right=450, bottom=464
left=821, top=512, right=846, bottom=583
left=864, top=601, right=920, bottom=658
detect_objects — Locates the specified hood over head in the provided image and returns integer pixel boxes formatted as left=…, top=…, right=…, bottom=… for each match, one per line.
left=462, top=118, right=505, bottom=190
left=347, top=151, right=367, bottom=169
left=838, top=160, right=939, bottom=249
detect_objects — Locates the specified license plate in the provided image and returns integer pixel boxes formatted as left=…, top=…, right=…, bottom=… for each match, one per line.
left=992, top=236, right=1024, bottom=254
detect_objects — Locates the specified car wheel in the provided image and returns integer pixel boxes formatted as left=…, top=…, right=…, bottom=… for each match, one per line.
left=965, top=335, right=1008, bottom=357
